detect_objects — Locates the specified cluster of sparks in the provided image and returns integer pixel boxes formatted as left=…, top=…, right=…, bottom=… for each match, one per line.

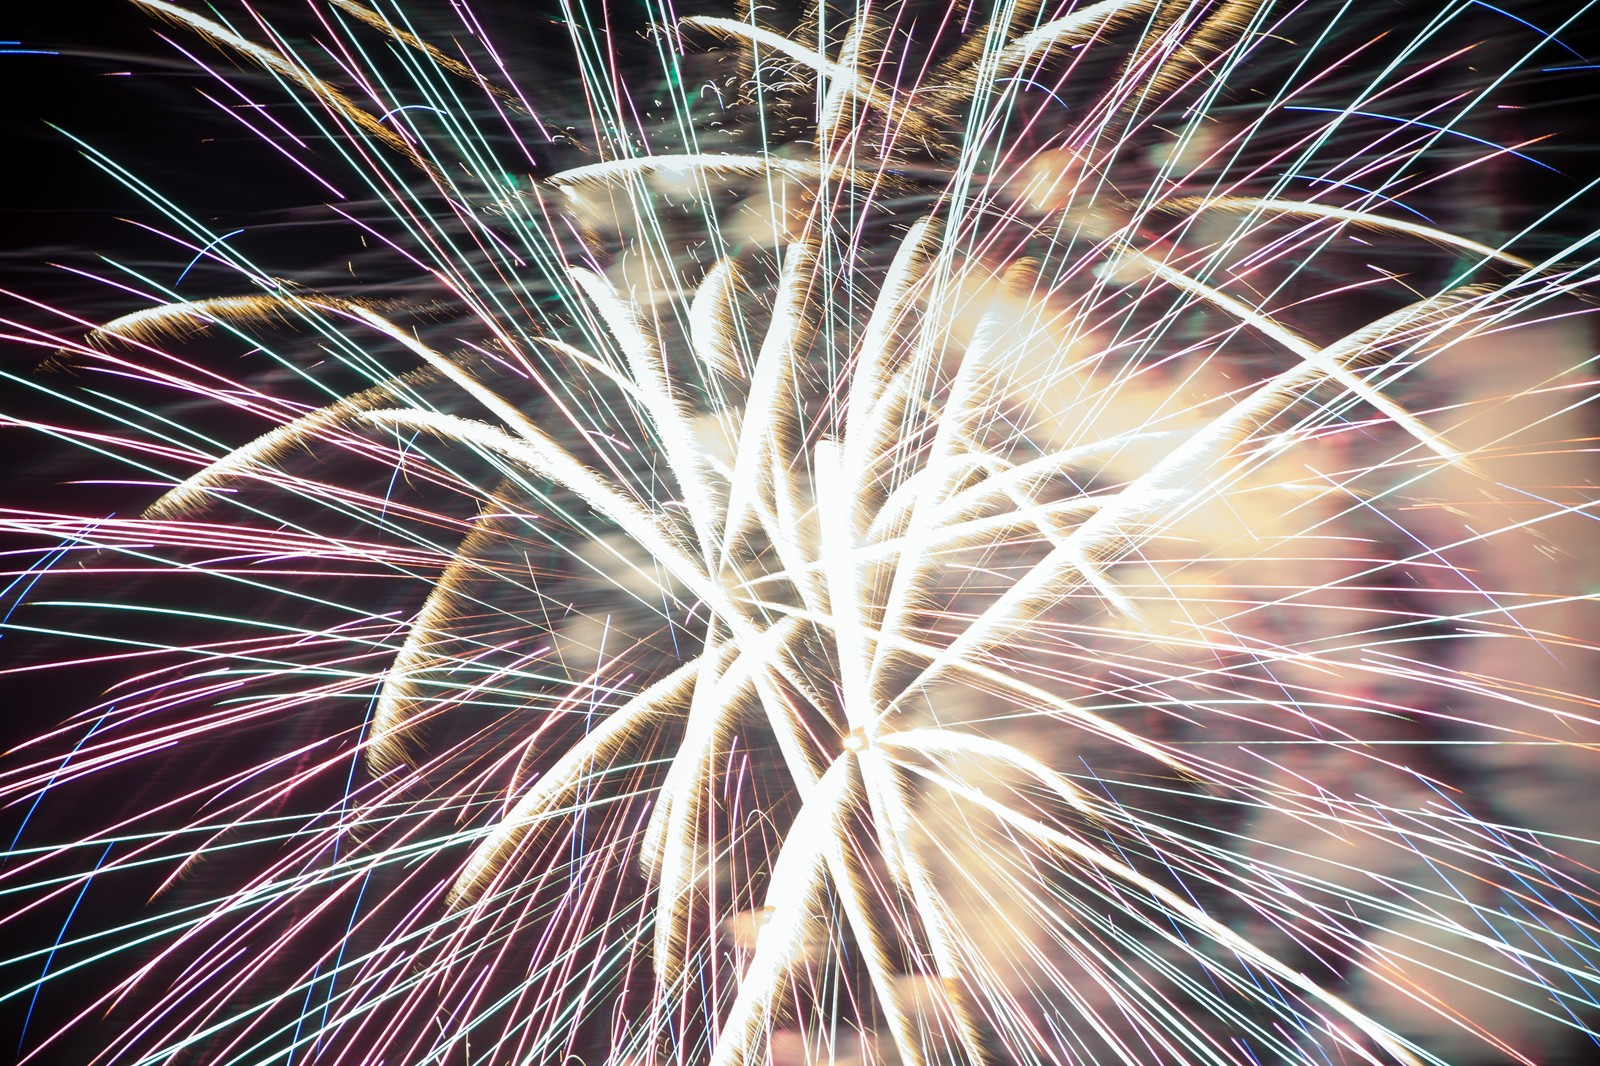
left=4, top=1, right=1600, bottom=1065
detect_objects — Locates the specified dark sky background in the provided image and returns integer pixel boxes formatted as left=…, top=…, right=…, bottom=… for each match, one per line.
left=2, top=0, right=369, bottom=519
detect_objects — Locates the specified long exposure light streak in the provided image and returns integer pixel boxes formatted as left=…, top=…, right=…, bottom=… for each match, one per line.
left=3, top=1, right=1599, bottom=1064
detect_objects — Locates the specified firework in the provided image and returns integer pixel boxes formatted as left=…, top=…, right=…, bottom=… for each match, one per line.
left=3, top=1, right=1599, bottom=1064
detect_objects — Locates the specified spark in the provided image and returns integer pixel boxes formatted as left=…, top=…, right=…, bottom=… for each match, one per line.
left=174, top=229, right=247, bottom=287
left=1282, top=105, right=1559, bottom=172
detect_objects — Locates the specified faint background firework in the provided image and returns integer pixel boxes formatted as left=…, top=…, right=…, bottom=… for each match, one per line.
left=3, top=2, right=1600, bottom=1065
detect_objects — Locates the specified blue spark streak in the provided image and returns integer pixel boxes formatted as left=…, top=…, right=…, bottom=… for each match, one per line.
left=175, top=229, right=245, bottom=286
left=376, top=103, right=449, bottom=125
left=998, top=76, right=1071, bottom=112
left=1468, top=2, right=1584, bottom=59
left=1285, top=106, right=1558, bottom=172
left=1283, top=175, right=1434, bottom=222
left=19, top=843, right=115, bottom=1051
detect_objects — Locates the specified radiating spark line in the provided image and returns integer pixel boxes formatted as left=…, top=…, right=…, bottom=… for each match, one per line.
left=1467, top=1, right=1584, bottom=59
left=376, top=102, right=450, bottom=125
left=173, top=230, right=247, bottom=287
left=1281, top=175, right=1434, bottom=222
left=17, top=842, right=114, bottom=1051
left=1283, top=105, right=1558, bottom=172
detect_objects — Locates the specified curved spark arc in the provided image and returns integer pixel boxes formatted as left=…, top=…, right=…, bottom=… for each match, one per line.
left=3, top=2, right=1599, bottom=1065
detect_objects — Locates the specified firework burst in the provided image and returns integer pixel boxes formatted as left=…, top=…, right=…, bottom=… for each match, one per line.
left=3, top=1, right=1600, bottom=1064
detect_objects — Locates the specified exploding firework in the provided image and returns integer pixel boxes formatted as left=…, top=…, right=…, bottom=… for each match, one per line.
left=3, top=1, right=1600, bottom=1064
